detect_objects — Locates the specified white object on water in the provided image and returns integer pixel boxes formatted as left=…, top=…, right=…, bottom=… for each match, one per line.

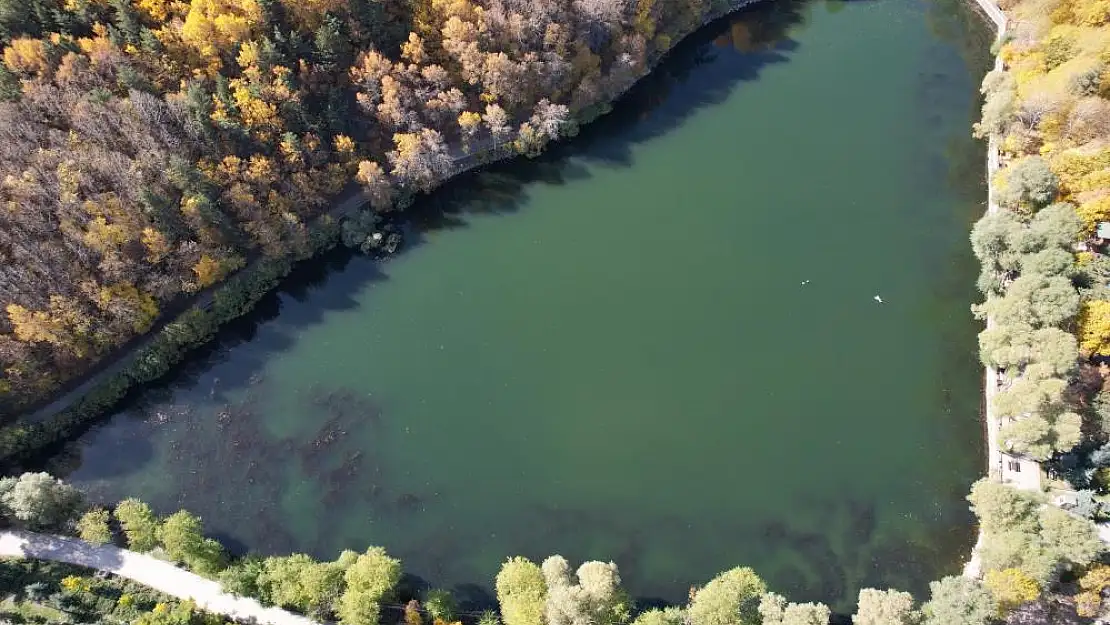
left=801, top=280, right=810, bottom=285
left=874, top=295, right=883, bottom=303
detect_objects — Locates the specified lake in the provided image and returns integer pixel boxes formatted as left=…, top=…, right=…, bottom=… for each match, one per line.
left=41, top=0, right=994, bottom=611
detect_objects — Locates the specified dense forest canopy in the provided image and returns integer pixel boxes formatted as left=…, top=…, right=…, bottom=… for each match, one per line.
left=0, top=0, right=721, bottom=414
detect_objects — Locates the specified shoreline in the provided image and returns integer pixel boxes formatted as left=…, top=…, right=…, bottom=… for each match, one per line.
left=960, top=0, right=1052, bottom=577
left=962, top=0, right=1003, bottom=581
left=0, top=0, right=770, bottom=468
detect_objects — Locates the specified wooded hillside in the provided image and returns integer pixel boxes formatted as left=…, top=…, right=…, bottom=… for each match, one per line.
left=0, top=0, right=717, bottom=414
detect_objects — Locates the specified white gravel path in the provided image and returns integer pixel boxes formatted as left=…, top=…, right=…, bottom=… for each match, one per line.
left=0, top=530, right=324, bottom=625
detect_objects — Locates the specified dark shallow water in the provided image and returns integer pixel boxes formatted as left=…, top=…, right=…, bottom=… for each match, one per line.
left=42, top=0, right=993, bottom=611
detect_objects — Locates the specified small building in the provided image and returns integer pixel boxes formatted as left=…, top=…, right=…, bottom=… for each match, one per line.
left=1097, top=222, right=1110, bottom=241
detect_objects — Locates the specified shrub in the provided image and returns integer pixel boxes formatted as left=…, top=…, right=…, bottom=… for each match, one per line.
left=632, top=609, right=684, bottom=625
left=260, top=554, right=346, bottom=615
left=1077, top=195, right=1110, bottom=232
left=219, top=555, right=267, bottom=601
left=1066, top=490, right=1103, bottom=519
left=921, top=576, right=996, bottom=625
left=1068, top=64, right=1105, bottom=97
left=479, top=610, right=503, bottom=625
left=77, top=508, right=112, bottom=544
left=1042, top=28, right=1076, bottom=69
left=424, top=589, right=457, bottom=621
left=983, top=568, right=1039, bottom=616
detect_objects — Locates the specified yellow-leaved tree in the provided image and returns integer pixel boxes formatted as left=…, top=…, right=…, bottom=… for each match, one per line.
left=192, top=255, right=227, bottom=289
left=3, top=38, right=50, bottom=75
left=181, top=0, right=263, bottom=61
left=984, top=568, right=1040, bottom=616
left=94, top=283, right=160, bottom=334
left=6, top=297, right=92, bottom=357
left=356, top=160, right=394, bottom=211
left=458, top=111, right=481, bottom=143
left=1078, top=565, right=1110, bottom=617
left=134, top=0, right=190, bottom=22
left=1077, top=300, right=1110, bottom=355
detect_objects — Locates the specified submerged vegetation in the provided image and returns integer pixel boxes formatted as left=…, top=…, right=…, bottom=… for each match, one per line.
left=0, top=473, right=1033, bottom=625
left=0, top=468, right=1103, bottom=624
left=0, top=0, right=1108, bottom=623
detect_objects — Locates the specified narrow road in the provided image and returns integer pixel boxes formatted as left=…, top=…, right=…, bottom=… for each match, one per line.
left=0, top=530, right=323, bottom=625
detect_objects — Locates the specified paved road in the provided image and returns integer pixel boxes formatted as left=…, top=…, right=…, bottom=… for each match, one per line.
left=0, top=530, right=323, bottom=625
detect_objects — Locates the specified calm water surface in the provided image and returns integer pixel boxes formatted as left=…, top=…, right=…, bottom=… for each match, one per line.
left=45, top=0, right=993, bottom=610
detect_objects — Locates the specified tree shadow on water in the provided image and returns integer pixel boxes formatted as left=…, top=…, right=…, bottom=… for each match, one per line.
left=403, top=0, right=817, bottom=246
left=27, top=1, right=825, bottom=474
left=22, top=247, right=391, bottom=482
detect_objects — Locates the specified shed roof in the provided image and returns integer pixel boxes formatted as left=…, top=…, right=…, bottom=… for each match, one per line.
left=1098, top=222, right=1110, bottom=239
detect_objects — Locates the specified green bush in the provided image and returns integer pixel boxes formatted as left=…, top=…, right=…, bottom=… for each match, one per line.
left=1068, top=64, right=1105, bottom=97
left=996, top=156, right=1059, bottom=212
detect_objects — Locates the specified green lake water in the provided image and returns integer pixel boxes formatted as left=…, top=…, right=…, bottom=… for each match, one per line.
left=45, top=0, right=994, bottom=610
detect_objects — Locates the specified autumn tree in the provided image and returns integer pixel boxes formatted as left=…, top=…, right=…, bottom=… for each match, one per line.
left=158, top=510, right=226, bottom=576
left=484, top=103, right=511, bottom=139
left=687, top=567, right=767, bottom=625
left=458, top=110, right=482, bottom=144
left=3, top=38, right=50, bottom=76
left=388, top=129, right=452, bottom=191
left=115, top=498, right=160, bottom=552
left=1077, top=300, right=1110, bottom=355
left=181, top=0, right=263, bottom=63
left=357, top=160, right=395, bottom=211
left=1076, top=564, right=1110, bottom=617
left=983, top=568, right=1039, bottom=616
left=497, top=557, right=548, bottom=625
left=338, top=547, right=402, bottom=625
left=852, top=588, right=920, bottom=625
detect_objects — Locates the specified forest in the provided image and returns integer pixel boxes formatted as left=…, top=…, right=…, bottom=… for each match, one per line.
left=0, top=0, right=722, bottom=415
